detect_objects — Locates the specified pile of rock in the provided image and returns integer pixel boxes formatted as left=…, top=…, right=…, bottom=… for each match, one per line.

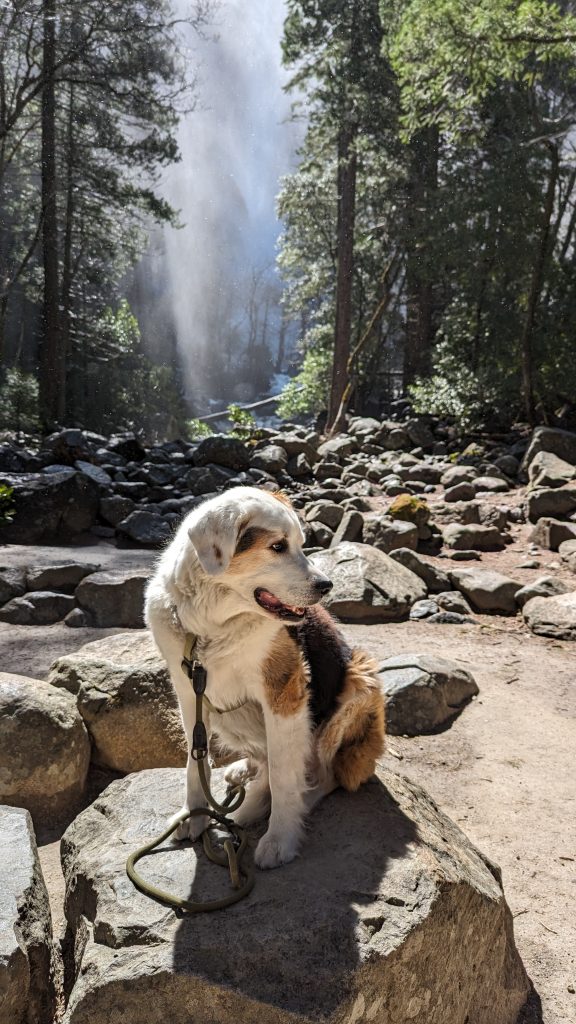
left=2, top=419, right=576, bottom=638
left=0, top=562, right=149, bottom=627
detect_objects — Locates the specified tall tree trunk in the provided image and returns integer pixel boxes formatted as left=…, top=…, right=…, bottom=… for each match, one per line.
left=60, top=81, right=75, bottom=421
left=520, top=142, right=559, bottom=425
left=39, top=0, right=62, bottom=431
left=275, top=314, right=287, bottom=374
left=404, top=127, right=438, bottom=386
left=327, top=120, right=357, bottom=433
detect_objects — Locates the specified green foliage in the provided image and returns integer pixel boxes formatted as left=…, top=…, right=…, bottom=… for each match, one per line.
left=78, top=301, right=186, bottom=438
left=185, top=419, right=214, bottom=440
left=0, top=370, right=40, bottom=433
left=409, top=339, right=503, bottom=431
left=0, top=485, right=15, bottom=526
left=387, top=0, right=576, bottom=140
left=277, top=348, right=332, bottom=418
left=226, top=404, right=261, bottom=442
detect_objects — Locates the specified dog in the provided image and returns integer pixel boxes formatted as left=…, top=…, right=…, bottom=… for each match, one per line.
left=145, top=486, right=385, bottom=869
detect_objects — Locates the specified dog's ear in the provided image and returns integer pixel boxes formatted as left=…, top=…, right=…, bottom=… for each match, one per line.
left=188, top=507, right=247, bottom=576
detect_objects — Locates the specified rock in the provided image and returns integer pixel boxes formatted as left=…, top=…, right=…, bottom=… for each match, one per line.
left=404, top=416, right=435, bottom=448
left=74, top=460, right=113, bottom=486
left=435, top=591, right=474, bottom=615
left=0, top=673, right=90, bottom=827
left=477, top=503, right=510, bottom=532
left=515, top=576, right=574, bottom=608
left=329, top=509, right=364, bottom=545
left=250, top=445, right=288, bottom=475
left=48, top=633, right=186, bottom=772
left=441, top=465, right=477, bottom=487
left=428, top=610, right=477, bottom=624
left=99, top=494, right=136, bottom=526
left=0, top=469, right=100, bottom=543
left=25, top=562, right=99, bottom=592
left=310, top=542, right=426, bottom=622
left=442, top=523, right=504, bottom=551
left=116, top=510, right=172, bottom=546
left=388, top=548, right=450, bottom=593
left=528, top=451, right=576, bottom=489
left=448, top=568, right=521, bottom=614
left=522, top=592, right=576, bottom=640
left=0, top=806, right=56, bottom=1024
left=473, top=475, right=510, bottom=493
left=494, top=455, right=520, bottom=477
left=409, top=599, right=440, bottom=619
left=529, top=517, right=576, bottom=551
left=287, top=452, right=314, bottom=478
left=559, top=539, right=576, bottom=560
left=0, top=567, right=26, bottom=605
left=362, top=514, right=418, bottom=553
left=444, top=482, right=476, bottom=502
left=75, top=570, right=149, bottom=627
left=275, top=434, right=319, bottom=464
left=309, top=521, right=334, bottom=548
left=526, top=487, right=576, bottom=523
left=192, top=435, right=250, bottom=471
left=521, top=427, right=576, bottom=476
left=449, top=549, right=482, bottom=561
left=107, top=432, right=146, bottom=462
left=316, top=435, right=357, bottom=459
left=60, top=766, right=528, bottom=1024
left=433, top=500, right=480, bottom=526
left=387, top=493, right=431, bottom=538
left=304, top=501, right=344, bottom=530
left=0, top=591, right=76, bottom=625
left=65, top=607, right=88, bottom=628
left=379, top=654, right=479, bottom=734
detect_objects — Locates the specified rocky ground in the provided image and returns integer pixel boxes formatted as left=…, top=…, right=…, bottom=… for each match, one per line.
left=1, top=413, right=576, bottom=1023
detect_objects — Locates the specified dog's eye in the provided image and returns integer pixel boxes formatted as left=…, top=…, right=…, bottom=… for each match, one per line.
left=270, top=540, right=288, bottom=554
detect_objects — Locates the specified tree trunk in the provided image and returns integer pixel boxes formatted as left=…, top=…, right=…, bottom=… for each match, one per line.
left=39, top=0, right=62, bottom=431
left=60, top=81, right=75, bottom=420
left=519, top=142, right=559, bottom=425
left=327, top=120, right=357, bottom=433
left=404, top=127, right=438, bottom=386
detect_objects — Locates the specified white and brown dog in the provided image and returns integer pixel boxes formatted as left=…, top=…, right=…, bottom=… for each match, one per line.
left=145, top=486, right=384, bottom=869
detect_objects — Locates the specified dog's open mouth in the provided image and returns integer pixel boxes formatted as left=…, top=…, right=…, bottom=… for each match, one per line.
left=254, top=587, right=306, bottom=621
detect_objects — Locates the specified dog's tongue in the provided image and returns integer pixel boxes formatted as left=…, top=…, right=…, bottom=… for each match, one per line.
left=257, top=589, right=285, bottom=612
left=256, top=589, right=304, bottom=616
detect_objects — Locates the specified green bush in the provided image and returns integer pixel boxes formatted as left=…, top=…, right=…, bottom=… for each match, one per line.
left=0, top=484, right=15, bottom=526
left=276, top=348, right=331, bottom=419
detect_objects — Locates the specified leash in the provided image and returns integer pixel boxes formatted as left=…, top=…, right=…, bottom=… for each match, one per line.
left=126, top=636, right=255, bottom=914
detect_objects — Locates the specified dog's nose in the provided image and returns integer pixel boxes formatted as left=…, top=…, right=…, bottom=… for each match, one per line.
left=313, top=577, right=333, bottom=595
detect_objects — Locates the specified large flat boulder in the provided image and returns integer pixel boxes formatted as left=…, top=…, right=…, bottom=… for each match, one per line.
left=522, top=592, right=576, bottom=640
left=48, top=632, right=186, bottom=773
left=448, top=568, right=521, bottom=614
left=311, top=542, right=426, bottom=622
left=520, top=427, right=576, bottom=476
left=528, top=451, right=576, bottom=489
left=0, top=673, right=90, bottom=829
left=0, top=469, right=100, bottom=543
left=378, top=654, right=479, bottom=735
left=75, top=570, right=150, bottom=627
left=0, top=806, right=56, bottom=1024
left=60, top=767, right=529, bottom=1024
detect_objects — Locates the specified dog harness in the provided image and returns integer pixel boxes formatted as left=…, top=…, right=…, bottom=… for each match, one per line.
left=125, top=633, right=255, bottom=913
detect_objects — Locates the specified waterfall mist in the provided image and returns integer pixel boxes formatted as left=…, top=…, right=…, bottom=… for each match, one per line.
left=145, top=0, right=300, bottom=412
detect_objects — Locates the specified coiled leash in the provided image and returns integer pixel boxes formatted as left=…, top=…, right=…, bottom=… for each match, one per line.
left=126, top=638, right=255, bottom=913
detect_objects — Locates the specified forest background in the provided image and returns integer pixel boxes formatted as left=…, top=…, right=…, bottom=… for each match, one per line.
left=2, top=0, right=576, bottom=440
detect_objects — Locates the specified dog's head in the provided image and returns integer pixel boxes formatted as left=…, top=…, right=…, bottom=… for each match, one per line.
left=186, top=486, right=332, bottom=622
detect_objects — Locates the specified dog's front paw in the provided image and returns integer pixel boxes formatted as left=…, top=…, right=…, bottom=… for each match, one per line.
left=167, top=807, right=209, bottom=842
left=225, top=758, right=257, bottom=788
left=254, top=829, right=300, bottom=869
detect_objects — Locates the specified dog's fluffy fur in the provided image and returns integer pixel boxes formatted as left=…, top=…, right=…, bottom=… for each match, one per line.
left=145, top=486, right=385, bottom=869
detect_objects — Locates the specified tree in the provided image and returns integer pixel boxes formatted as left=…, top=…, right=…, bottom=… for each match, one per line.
left=280, top=0, right=403, bottom=428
